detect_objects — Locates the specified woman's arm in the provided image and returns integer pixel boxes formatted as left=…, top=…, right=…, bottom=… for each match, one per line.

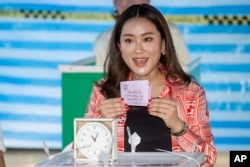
left=84, top=85, right=104, bottom=118
left=84, top=84, right=127, bottom=118
left=172, top=86, right=217, bottom=167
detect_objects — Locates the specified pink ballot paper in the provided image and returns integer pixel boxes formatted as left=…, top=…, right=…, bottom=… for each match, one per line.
left=120, top=80, right=152, bottom=106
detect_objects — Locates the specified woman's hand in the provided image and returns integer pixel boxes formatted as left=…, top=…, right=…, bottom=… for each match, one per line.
left=148, top=98, right=184, bottom=133
left=99, top=97, right=128, bottom=118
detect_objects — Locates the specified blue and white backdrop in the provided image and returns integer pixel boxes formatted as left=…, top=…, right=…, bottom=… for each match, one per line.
left=0, top=0, right=249, bottom=151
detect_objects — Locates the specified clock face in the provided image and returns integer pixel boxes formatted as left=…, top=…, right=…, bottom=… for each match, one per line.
left=76, top=122, right=112, bottom=159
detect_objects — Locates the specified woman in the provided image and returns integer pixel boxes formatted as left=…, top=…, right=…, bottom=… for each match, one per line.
left=85, top=4, right=216, bottom=166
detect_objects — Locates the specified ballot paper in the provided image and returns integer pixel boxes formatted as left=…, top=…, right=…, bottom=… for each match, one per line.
left=120, top=80, right=151, bottom=106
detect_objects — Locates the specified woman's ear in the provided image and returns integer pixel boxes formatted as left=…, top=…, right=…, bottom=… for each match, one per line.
left=161, top=39, right=166, bottom=55
left=117, top=42, right=121, bottom=49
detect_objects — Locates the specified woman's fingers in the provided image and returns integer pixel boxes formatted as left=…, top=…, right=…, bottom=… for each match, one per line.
left=148, top=98, right=176, bottom=114
left=100, top=98, right=128, bottom=118
left=148, top=98, right=180, bottom=129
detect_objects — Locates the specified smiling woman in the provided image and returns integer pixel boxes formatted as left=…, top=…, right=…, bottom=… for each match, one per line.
left=118, top=17, right=164, bottom=83
left=84, top=4, right=217, bottom=167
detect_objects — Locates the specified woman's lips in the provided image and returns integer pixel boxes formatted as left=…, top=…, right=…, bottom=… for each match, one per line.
left=133, top=58, right=148, bottom=67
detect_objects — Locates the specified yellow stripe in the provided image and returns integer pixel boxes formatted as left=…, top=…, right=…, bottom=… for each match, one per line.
left=64, top=12, right=114, bottom=20
left=0, top=9, right=249, bottom=25
left=164, top=15, right=208, bottom=24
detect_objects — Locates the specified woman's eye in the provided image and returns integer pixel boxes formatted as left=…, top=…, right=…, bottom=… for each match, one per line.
left=124, top=39, right=133, bottom=44
left=144, top=37, right=152, bottom=42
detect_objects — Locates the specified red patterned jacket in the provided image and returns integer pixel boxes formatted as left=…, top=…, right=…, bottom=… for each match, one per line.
left=85, top=67, right=217, bottom=167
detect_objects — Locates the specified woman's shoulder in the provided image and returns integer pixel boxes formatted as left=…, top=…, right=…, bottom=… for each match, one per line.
left=166, top=75, right=204, bottom=92
left=96, top=76, right=107, bottom=84
left=170, top=80, right=206, bottom=100
left=185, top=80, right=204, bottom=92
left=92, top=77, right=107, bottom=91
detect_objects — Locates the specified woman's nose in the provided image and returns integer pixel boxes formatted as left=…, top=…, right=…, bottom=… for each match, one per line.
left=134, top=41, right=143, bottom=53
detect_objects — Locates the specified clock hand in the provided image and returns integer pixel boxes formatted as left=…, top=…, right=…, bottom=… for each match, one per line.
left=91, top=132, right=99, bottom=142
left=78, top=143, right=93, bottom=149
left=91, top=135, right=96, bottom=142
left=94, top=132, right=99, bottom=141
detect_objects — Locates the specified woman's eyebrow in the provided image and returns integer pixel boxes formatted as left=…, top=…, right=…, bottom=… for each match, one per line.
left=121, top=32, right=155, bottom=37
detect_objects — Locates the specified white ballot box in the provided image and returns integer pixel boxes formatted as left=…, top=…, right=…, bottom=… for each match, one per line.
left=35, top=151, right=204, bottom=167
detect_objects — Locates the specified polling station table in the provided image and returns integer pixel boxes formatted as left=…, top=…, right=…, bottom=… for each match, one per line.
left=35, top=151, right=204, bottom=167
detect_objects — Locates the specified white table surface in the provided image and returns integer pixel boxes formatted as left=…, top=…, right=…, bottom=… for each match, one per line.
left=35, top=151, right=204, bottom=167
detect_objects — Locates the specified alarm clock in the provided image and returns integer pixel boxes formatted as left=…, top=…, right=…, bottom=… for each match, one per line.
left=74, top=118, right=118, bottom=162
